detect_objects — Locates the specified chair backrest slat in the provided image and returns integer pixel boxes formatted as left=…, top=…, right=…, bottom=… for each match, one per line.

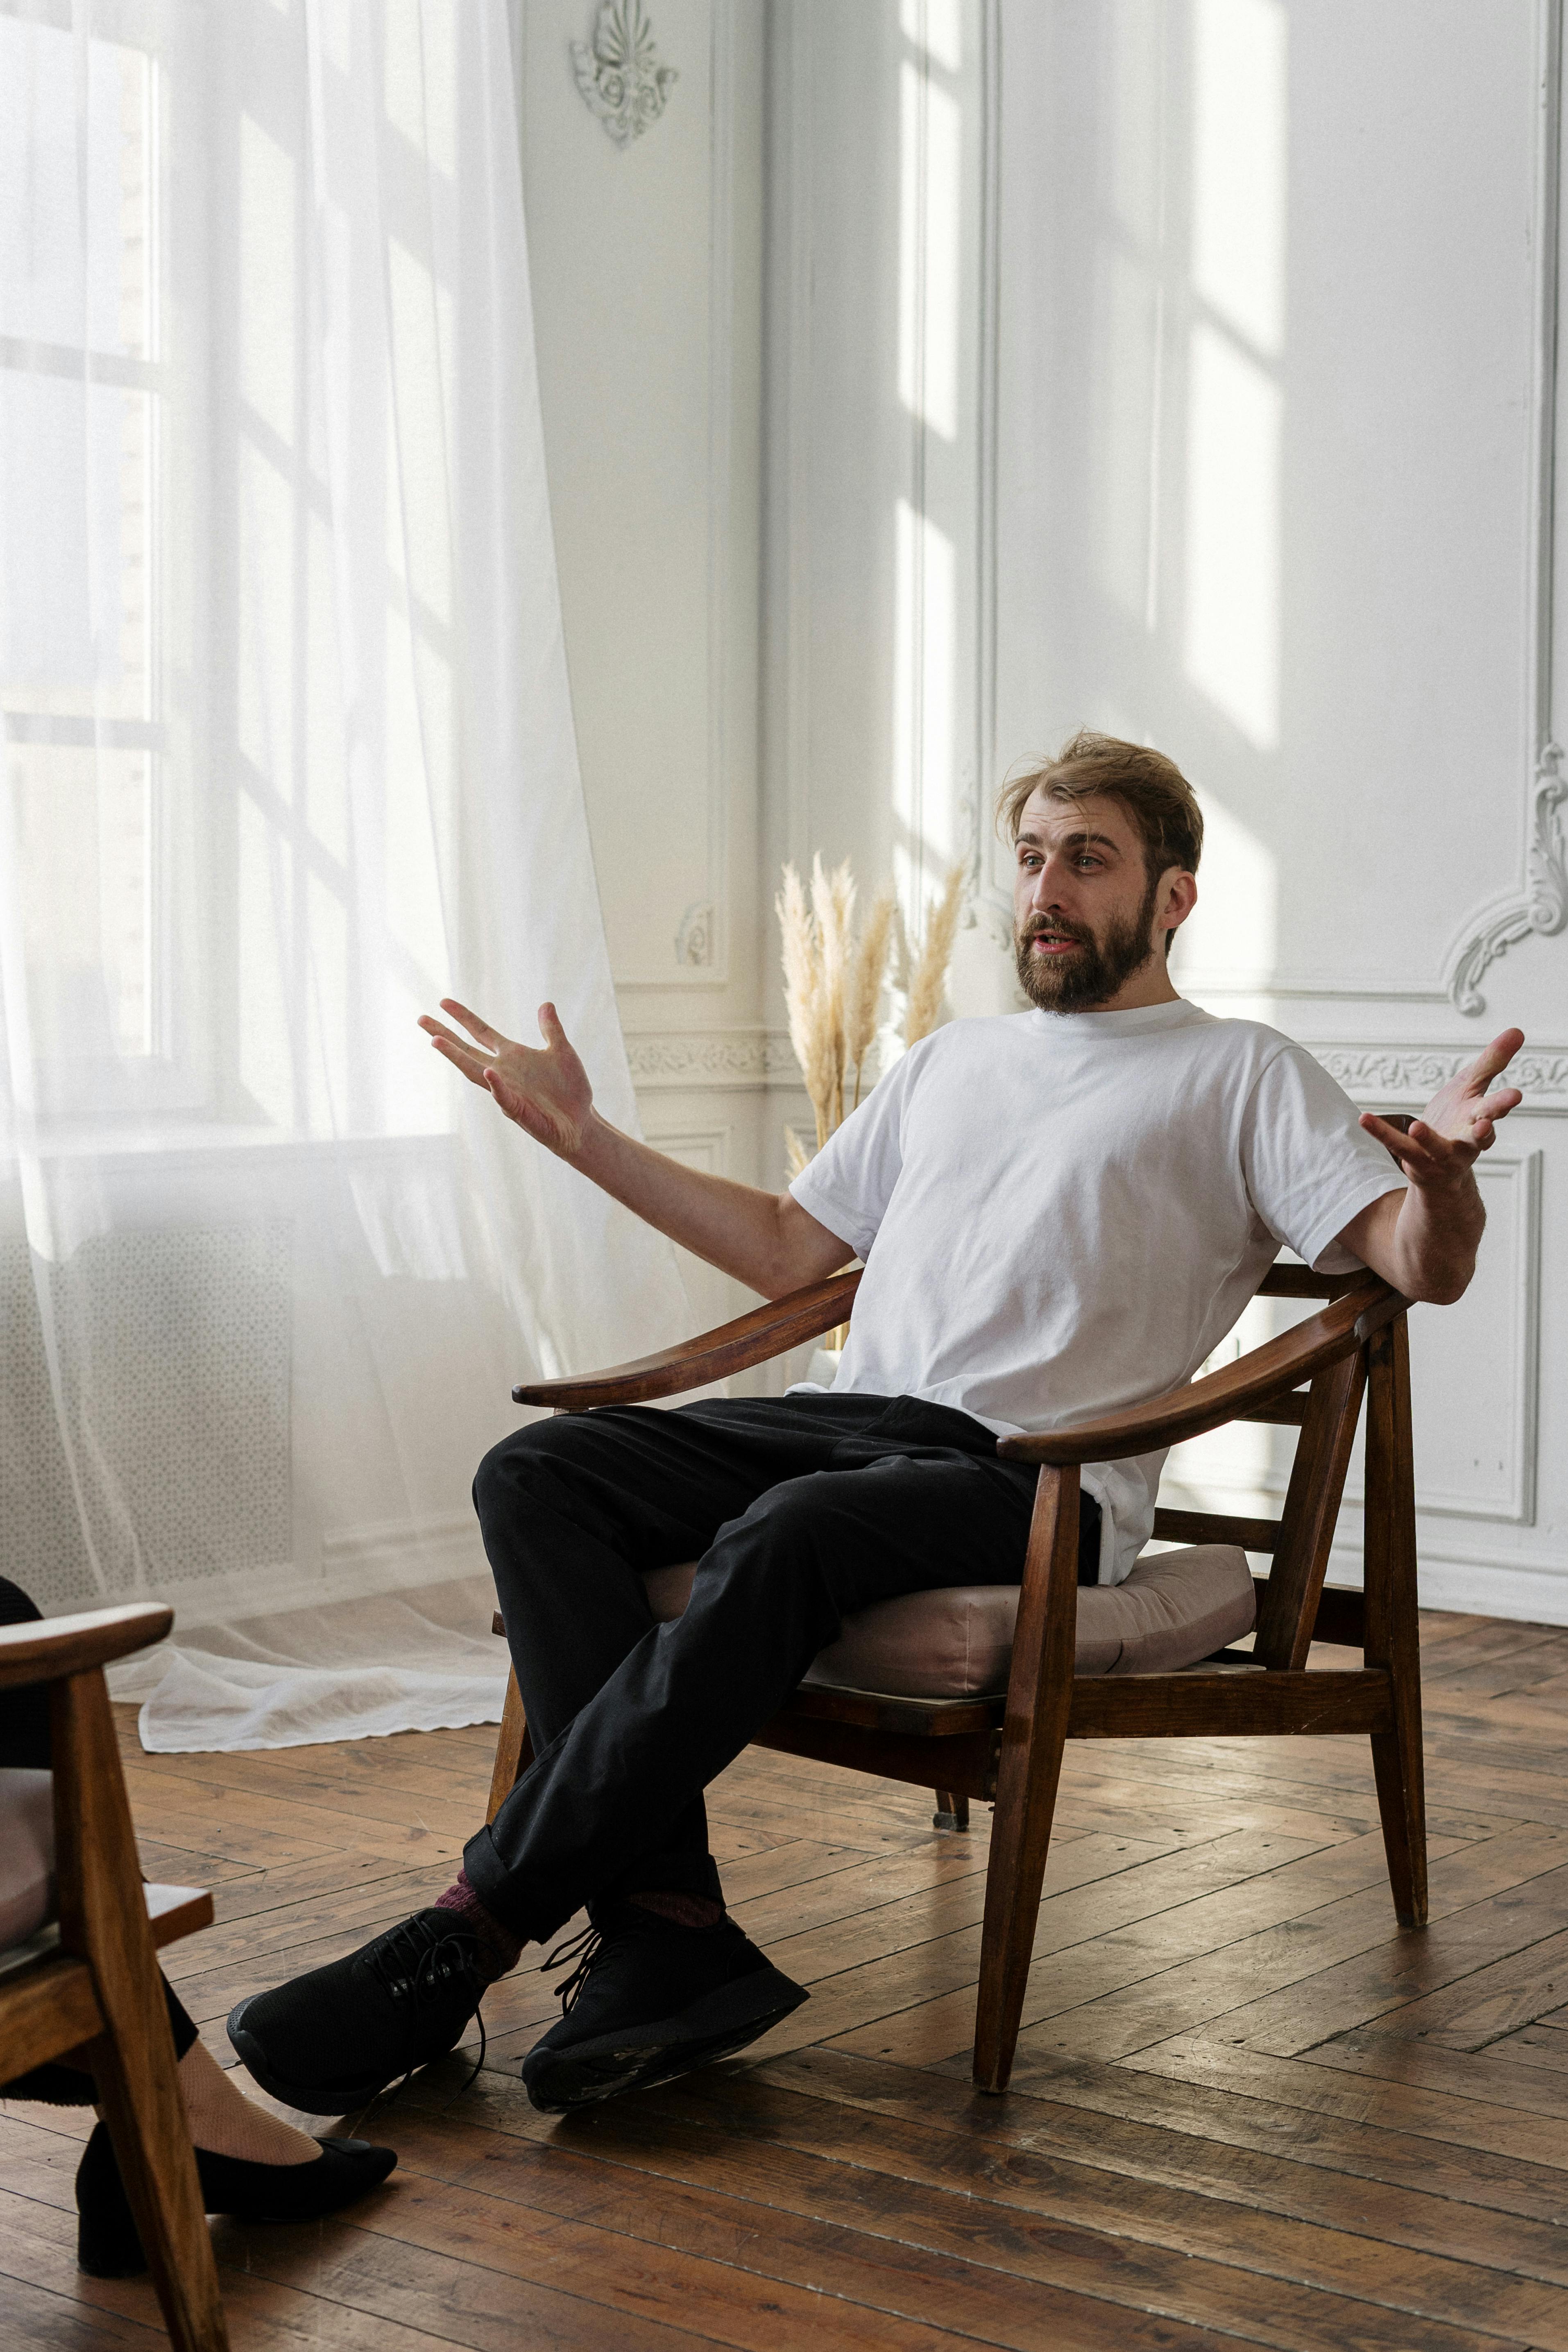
left=1152, top=1506, right=1280, bottom=1553
left=1253, top=1346, right=1368, bottom=1671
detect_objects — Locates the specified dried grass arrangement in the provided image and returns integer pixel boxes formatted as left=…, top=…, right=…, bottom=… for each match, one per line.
left=777, top=855, right=966, bottom=1172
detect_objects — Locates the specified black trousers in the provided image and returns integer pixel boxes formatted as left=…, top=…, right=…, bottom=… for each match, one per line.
left=464, top=1392, right=1100, bottom=1944
left=0, top=1575, right=198, bottom=2103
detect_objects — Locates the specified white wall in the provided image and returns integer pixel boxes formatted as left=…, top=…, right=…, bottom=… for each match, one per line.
left=520, top=2, right=1564, bottom=1614
left=759, top=0, right=1568, bottom=1618
left=515, top=0, right=772, bottom=1340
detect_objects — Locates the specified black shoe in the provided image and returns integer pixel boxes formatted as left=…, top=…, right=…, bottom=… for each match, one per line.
left=227, top=1908, right=487, bottom=2114
left=521, top=1902, right=808, bottom=2115
left=75, top=2118, right=397, bottom=2278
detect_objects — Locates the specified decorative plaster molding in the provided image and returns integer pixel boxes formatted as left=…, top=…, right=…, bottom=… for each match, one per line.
left=1442, top=0, right=1565, bottom=1014
left=623, top=1030, right=797, bottom=1088
left=571, top=1, right=676, bottom=147
left=675, top=901, right=714, bottom=968
left=626, top=1026, right=1568, bottom=1107
left=1303, top=1040, right=1568, bottom=1110
left=1445, top=745, right=1568, bottom=1013
left=972, top=0, right=1007, bottom=938
left=595, top=6, right=731, bottom=991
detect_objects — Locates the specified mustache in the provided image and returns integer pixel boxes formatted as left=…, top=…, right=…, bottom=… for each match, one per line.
left=1021, top=915, right=1094, bottom=948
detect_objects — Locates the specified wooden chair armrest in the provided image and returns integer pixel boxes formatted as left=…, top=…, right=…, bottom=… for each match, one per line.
left=512, top=1269, right=863, bottom=1410
left=997, top=1277, right=1407, bottom=1466
left=147, top=1885, right=215, bottom=1950
left=0, top=1603, right=173, bottom=1690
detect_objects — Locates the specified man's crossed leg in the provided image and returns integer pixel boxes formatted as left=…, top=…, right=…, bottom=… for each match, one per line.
left=229, top=1394, right=1097, bottom=2114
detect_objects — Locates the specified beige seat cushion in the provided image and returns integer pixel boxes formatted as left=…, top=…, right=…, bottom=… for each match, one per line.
left=0, top=1769, right=55, bottom=1949
left=639, top=1544, right=1256, bottom=1699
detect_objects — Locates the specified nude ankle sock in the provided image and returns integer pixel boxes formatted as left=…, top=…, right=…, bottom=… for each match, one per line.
left=179, top=2038, right=319, bottom=2166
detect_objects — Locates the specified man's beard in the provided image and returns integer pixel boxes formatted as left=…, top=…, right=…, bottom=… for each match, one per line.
left=1014, top=872, right=1161, bottom=1011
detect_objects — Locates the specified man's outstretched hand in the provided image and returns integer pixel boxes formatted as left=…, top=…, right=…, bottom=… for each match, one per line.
left=419, top=999, right=594, bottom=1160
left=1358, top=1026, right=1525, bottom=1185
left=1339, top=1029, right=1524, bottom=1301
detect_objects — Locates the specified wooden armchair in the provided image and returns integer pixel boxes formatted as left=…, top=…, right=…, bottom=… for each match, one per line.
left=0, top=1602, right=227, bottom=2351
left=487, top=1262, right=1422, bottom=2095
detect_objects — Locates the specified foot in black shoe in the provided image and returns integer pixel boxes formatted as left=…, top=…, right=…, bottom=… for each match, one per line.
left=227, top=1908, right=487, bottom=2114
left=75, top=2120, right=397, bottom=2278
left=521, top=1902, right=807, bottom=2115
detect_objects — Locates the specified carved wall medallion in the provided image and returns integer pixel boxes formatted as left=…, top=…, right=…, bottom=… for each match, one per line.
left=675, top=900, right=714, bottom=967
left=571, top=0, right=677, bottom=147
left=1444, top=744, right=1568, bottom=1014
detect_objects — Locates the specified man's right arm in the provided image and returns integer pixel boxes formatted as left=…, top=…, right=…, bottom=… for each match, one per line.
left=419, top=996, right=851, bottom=1300
left=570, top=1114, right=852, bottom=1298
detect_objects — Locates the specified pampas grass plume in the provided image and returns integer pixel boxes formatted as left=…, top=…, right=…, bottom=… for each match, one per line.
left=845, top=886, right=895, bottom=1107
left=777, top=861, right=838, bottom=1147
left=904, top=862, right=966, bottom=1047
left=811, top=855, right=854, bottom=1129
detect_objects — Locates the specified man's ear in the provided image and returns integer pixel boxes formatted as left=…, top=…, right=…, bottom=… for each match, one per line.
left=1159, top=868, right=1198, bottom=943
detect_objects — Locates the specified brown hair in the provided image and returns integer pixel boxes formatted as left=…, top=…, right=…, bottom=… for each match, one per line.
left=998, top=730, right=1204, bottom=883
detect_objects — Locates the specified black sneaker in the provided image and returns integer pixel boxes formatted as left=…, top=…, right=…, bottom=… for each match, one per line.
left=521, top=1902, right=808, bottom=2115
left=227, top=1909, right=487, bottom=2114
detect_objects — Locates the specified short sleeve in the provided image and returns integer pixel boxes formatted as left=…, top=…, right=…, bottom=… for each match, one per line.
left=1241, top=1046, right=1406, bottom=1272
left=787, top=1045, right=921, bottom=1260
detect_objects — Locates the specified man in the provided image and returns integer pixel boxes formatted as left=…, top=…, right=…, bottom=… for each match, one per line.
left=229, top=732, right=1524, bottom=2119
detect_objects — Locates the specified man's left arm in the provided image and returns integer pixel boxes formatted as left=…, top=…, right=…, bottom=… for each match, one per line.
left=1336, top=1028, right=1525, bottom=1304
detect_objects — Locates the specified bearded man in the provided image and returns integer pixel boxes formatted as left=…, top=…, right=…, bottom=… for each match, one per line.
left=229, top=731, right=1525, bottom=2119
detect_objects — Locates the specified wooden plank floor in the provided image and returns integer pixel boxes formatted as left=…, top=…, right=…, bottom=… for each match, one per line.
left=8, top=1608, right=1568, bottom=2349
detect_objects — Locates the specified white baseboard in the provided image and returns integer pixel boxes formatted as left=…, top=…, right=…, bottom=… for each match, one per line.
left=1323, top=1539, right=1568, bottom=1627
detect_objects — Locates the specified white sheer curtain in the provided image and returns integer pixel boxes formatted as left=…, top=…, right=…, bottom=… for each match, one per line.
left=0, top=0, right=689, bottom=1749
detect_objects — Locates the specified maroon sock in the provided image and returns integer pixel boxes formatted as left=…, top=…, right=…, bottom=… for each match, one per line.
left=434, top=1870, right=523, bottom=1982
left=630, top=1890, right=726, bottom=1931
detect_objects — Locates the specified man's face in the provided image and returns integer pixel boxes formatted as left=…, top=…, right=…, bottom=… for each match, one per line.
left=1011, top=789, right=1177, bottom=1012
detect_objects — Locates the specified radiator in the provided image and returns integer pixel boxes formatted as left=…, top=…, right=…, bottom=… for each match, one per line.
left=0, top=1222, right=292, bottom=1614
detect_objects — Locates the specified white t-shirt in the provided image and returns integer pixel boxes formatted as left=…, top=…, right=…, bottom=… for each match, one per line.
left=787, top=1001, right=1403, bottom=1584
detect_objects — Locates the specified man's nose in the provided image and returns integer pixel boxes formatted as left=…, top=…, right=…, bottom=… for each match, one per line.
left=1028, top=857, right=1072, bottom=909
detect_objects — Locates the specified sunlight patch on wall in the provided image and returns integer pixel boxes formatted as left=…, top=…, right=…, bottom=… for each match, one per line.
left=1184, top=322, right=1281, bottom=749
left=1092, top=246, right=1161, bottom=625
left=898, top=57, right=961, bottom=442
left=900, top=0, right=962, bottom=78
left=893, top=495, right=956, bottom=913
left=1192, top=0, right=1287, bottom=357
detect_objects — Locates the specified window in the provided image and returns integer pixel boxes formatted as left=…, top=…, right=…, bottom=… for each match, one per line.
left=0, top=12, right=181, bottom=1081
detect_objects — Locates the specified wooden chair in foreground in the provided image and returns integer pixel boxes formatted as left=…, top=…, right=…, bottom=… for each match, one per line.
left=0, top=1602, right=227, bottom=2351
left=487, top=1262, right=1423, bottom=2094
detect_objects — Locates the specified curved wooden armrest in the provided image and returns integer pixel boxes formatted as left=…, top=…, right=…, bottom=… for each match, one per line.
left=512, top=1269, right=863, bottom=1411
left=997, top=1277, right=1407, bottom=1467
left=0, top=1602, right=174, bottom=1690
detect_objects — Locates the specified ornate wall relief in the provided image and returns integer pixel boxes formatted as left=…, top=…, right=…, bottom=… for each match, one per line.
left=1444, top=747, right=1568, bottom=1014
left=571, top=1, right=677, bottom=147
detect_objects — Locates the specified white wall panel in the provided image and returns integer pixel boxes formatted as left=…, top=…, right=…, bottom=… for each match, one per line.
left=518, top=0, right=763, bottom=1008
left=761, top=0, right=1568, bottom=1618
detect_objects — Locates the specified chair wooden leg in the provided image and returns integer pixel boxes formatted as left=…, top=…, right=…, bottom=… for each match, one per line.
left=1364, top=1315, right=1428, bottom=1927
left=52, top=1671, right=228, bottom=2352
left=973, top=1464, right=1079, bottom=2094
left=933, top=1790, right=969, bottom=1831
left=487, top=1665, right=534, bottom=1826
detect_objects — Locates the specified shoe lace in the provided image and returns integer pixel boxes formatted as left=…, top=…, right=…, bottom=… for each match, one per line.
left=538, top=1921, right=604, bottom=2014
left=351, top=1919, right=489, bottom=2126
left=365, top=1915, right=479, bottom=2007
